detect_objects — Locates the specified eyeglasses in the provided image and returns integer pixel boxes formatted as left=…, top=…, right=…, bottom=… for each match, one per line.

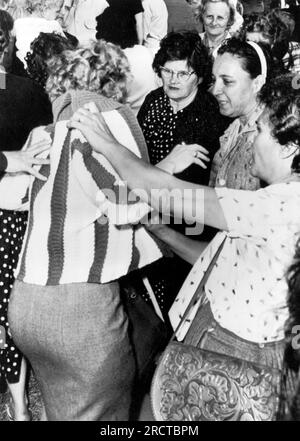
left=159, top=66, right=196, bottom=82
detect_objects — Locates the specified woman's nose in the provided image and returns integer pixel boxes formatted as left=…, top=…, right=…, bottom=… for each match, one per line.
left=169, top=73, right=180, bottom=83
left=211, top=80, right=222, bottom=96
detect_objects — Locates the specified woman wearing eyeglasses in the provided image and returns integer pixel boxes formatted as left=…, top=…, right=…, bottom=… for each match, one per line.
left=136, top=31, right=229, bottom=315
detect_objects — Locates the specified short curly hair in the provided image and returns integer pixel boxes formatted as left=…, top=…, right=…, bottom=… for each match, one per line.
left=259, top=73, right=300, bottom=174
left=26, top=32, right=77, bottom=89
left=240, top=10, right=290, bottom=46
left=46, top=39, right=131, bottom=103
left=153, top=31, right=213, bottom=89
left=197, top=0, right=235, bottom=29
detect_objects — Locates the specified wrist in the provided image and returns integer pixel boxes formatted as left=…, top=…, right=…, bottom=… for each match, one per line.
left=157, top=159, right=175, bottom=174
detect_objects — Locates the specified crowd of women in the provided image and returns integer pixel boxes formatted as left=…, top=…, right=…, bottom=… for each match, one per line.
left=0, top=0, right=299, bottom=422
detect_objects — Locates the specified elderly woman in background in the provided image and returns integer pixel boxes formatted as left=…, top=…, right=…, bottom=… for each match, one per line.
left=241, top=10, right=300, bottom=74
left=197, top=0, right=236, bottom=58
left=69, top=72, right=300, bottom=419
left=137, top=31, right=229, bottom=314
left=0, top=39, right=198, bottom=421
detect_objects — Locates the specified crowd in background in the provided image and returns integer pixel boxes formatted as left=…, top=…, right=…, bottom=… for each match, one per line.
left=0, top=0, right=299, bottom=422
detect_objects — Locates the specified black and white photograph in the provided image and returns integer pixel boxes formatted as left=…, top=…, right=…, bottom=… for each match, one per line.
left=0, top=0, right=299, bottom=425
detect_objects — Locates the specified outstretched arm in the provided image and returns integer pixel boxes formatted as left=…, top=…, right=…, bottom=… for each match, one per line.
left=68, top=105, right=228, bottom=231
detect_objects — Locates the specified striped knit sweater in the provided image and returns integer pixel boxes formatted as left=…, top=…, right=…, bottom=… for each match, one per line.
left=0, top=90, right=166, bottom=285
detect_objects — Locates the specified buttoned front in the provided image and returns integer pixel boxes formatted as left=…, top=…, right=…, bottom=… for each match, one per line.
left=209, top=105, right=263, bottom=191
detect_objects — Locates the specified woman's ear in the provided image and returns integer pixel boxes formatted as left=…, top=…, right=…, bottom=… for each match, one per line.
left=197, top=77, right=203, bottom=86
left=253, top=74, right=266, bottom=94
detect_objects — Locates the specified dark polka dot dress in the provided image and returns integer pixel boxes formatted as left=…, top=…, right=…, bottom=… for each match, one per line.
left=0, top=209, right=27, bottom=387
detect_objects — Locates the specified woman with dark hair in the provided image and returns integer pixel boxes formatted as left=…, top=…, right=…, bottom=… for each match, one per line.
left=0, top=6, right=52, bottom=421
left=137, top=31, right=229, bottom=314
left=69, top=72, right=300, bottom=420
left=241, top=10, right=300, bottom=73
left=139, top=31, right=226, bottom=186
left=209, top=37, right=279, bottom=190
left=25, top=32, right=77, bottom=89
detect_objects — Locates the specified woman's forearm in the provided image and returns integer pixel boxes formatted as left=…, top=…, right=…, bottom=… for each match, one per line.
left=135, top=13, right=144, bottom=44
left=152, top=225, right=209, bottom=264
left=68, top=111, right=228, bottom=231
left=99, top=142, right=228, bottom=231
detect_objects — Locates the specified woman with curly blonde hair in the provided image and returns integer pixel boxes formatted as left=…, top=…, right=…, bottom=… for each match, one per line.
left=46, top=40, right=131, bottom=103
left=0, top=38, right=169, bottom=421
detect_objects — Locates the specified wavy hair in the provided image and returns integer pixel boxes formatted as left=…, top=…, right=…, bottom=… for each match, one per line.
left=26, top=32, right=77, bottom=89
left=46, top=39, right=131, bottom=103
left=240, top=10, right=294, bottom=65
left=197, top=0, right=235, bottom=29
left=259, top=74, right=300, bottom=174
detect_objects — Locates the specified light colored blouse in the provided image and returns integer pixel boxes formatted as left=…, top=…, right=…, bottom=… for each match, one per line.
left=169, top=182, right=300, bottom=344
left=209, top=104, right=263, bottom=190
left=0, top=91, right=164, bottom=286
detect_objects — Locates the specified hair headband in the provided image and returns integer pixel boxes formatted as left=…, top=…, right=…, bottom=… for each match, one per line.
left=247, top=41, right=267, bottom=85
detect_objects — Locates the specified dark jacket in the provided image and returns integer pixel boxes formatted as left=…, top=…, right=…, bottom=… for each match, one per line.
left=0, top=72, right=52, bottom=152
